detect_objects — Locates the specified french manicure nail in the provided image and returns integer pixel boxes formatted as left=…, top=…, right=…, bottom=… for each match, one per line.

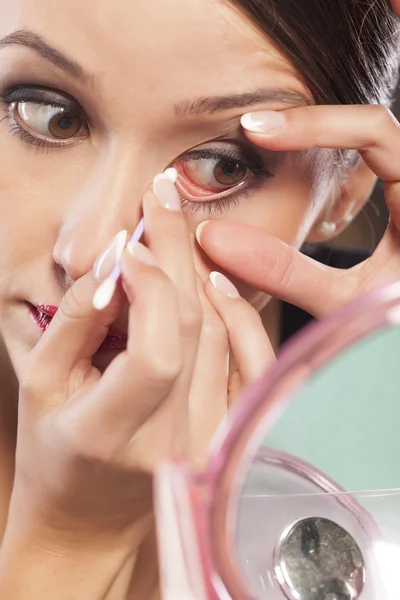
left=93, top=278, right=117, bottom=311
left=195, top=220, right=211, bottom=247
left=209, top=271, right=240, bottom=299
left=163, top=167, right=178, bottom=184
left=241, top=111, right=285, bottom=134
left=93, top=230, right=128, bottom=281
left=153, top=173, right=181, bottom=211
left=127, top=240, right=158, bottom=266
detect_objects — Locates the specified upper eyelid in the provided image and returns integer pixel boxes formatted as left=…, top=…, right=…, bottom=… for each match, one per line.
left=0, top=88, right=273, bottom=171
left=0, top=85, right=87, bottom=121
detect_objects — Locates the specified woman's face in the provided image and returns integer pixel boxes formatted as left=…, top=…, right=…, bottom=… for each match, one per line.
left=0, top=0, right=335, bottom=376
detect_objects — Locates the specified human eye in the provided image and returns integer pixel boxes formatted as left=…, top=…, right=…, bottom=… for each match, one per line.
left=171, top=141, right=274, bottom=215
left=0, top=85, right=89, bottom=150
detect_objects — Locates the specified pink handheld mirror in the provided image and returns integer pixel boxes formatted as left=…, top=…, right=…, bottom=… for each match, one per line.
left=155, top=280, right=400, bottom=600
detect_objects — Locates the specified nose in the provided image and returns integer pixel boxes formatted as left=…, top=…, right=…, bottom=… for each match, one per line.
left=53, top=146, right=150, bottom=282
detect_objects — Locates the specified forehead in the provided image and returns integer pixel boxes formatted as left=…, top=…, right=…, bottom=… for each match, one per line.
left=0, top=0, right=306, bottom=105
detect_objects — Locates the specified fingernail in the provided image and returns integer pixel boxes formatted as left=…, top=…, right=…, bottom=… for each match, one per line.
left=127, top=241, right=158, bottom=266
left=195, top=220, right=211, bottom=247
left=93, top=230, right=128, bottom=281
left=241, top=111, right=285, bottom=134
left=163, top=167, right=178, bottom=184
left=153, top=172, right=181, bottom=211
left=93, top=278, right=117, bottom=311
left=209, top=272, right=240, bottom=299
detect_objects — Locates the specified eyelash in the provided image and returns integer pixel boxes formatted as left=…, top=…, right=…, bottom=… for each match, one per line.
left=173, top=148, right=272, bottom=215
left=0, top=86, right=274, bottom=215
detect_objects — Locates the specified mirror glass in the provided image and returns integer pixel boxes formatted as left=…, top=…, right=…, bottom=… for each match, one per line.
left=234, top=325, right=400, bottom=600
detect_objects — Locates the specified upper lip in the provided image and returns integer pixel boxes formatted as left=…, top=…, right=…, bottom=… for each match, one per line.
left=35, top=303, right=59, bottom=317
left=33, top=303, right=127, bottom=339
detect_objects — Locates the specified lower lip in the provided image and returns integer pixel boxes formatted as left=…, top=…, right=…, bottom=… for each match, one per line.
left=28, top=303, right=53, bottom=332
left=28, top=304, right=127, bottom=353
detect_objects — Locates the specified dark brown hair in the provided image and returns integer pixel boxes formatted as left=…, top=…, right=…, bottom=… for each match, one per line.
left=229, top=0, right=399, bottom=106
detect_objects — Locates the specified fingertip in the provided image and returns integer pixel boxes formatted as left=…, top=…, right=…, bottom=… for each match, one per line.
left=240, top=111, right=286, bottom=135
left=119, top=242, right=159, bottom=301
left=195, top=220, right=212, bottom=248
left=209, top=271, right=240, bottom=299
left=93, top=278, right=117, bottom=311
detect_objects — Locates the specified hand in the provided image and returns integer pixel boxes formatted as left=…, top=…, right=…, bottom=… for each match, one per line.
left=1, top=177, right=273, bottom=597
left=196, top=103, right=400, bottom=318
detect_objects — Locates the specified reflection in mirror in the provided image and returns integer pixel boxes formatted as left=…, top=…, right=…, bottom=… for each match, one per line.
left=234, top=325, right=400, bottom=600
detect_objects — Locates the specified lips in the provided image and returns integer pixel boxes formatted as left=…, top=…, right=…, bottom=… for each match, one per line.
left=28, top=303, right=58, bottom=332
left=27, top=302, right=127, bottom=352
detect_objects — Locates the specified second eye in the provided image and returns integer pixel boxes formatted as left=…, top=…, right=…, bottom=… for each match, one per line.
left=13, top=101, right=87, bottom=142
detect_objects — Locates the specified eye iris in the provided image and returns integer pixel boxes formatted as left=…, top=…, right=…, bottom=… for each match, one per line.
left=48, top=111, right=82, bottom=139
left=213, top=159, right=247, bottom=185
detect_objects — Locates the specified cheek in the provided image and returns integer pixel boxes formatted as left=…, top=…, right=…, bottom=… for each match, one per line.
left=0, top=128, right=93, bottom=279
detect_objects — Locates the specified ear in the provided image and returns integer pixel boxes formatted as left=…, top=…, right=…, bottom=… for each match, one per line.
left=307, top=155, right=377, bottom=243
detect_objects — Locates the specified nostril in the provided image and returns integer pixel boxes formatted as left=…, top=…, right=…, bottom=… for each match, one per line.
left=52, top=261, right=74, bottom=290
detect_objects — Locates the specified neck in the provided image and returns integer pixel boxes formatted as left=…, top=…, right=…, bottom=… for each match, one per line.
left=260, top=298, right=282, bottom=353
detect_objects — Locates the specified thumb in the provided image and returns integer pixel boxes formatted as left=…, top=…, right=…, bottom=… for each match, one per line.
left=28, top=273, right=125, bottom=392
left=26, top=232, right=128, bottom=392
left=196, top=220, right=356, bottom=317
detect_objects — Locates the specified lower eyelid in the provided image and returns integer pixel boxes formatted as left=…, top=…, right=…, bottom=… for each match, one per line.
left=4, top=102, right=89, bottom=148
left=175, top=170, right=249, bottom=202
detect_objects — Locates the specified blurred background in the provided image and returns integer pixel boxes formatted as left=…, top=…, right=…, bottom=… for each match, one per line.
left=335, top=87, right=400, bottom=250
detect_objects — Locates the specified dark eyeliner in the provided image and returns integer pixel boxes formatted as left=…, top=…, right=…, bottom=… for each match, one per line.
left=0, top=85, right=82, bottom=112
left=0, top=85, right=88, bottom=151
left=176, top=142, right=274, bottom=215
left=183, top=145, right=273, bottom=180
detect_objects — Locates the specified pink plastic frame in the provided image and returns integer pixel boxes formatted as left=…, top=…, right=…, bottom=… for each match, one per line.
left=155, top=279, right=400, bottom=600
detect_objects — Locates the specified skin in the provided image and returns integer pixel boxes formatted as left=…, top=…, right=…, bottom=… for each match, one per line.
left=0, top=0, right=350, bottom=379
left=0, top=0, right=397, bottom=598
left=200, top=112, right=400, bottom=316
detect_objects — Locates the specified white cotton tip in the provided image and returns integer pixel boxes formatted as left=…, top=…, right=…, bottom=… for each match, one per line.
left=93, top=278, right=117, bottom=311
left=163, top=167, right=178, bottom=183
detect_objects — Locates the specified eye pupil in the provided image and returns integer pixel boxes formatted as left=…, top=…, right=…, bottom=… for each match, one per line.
left=223, top=161, right=239, bottom=176
left=58, top=116, right=73, bottom=130
left=48, top=111, right=82, bottom=139
left=214, top=159, right=247, bottom=185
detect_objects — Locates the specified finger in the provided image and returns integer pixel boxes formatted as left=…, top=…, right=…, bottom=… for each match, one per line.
left=205, top=272, right=275, bottom=384
left=143, top=175, right=203, bottom=452
left=144, top=177, right=200, bottom=325
left=241, top=105, right=400, bottom=182
left=26, top=233, right=128, bottom=389
left=79, top=243, right=183, bottom=444
left=197, top=220, right=358, bottom=317
left=187, top=282, right=230, bottom=467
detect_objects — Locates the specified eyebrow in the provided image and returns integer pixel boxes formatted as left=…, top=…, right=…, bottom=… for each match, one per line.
left=174, top=88, right=312, bottom=117
left=0, top=29, right=92, bottom=83
left=0, top=29, right=312, bottom=117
